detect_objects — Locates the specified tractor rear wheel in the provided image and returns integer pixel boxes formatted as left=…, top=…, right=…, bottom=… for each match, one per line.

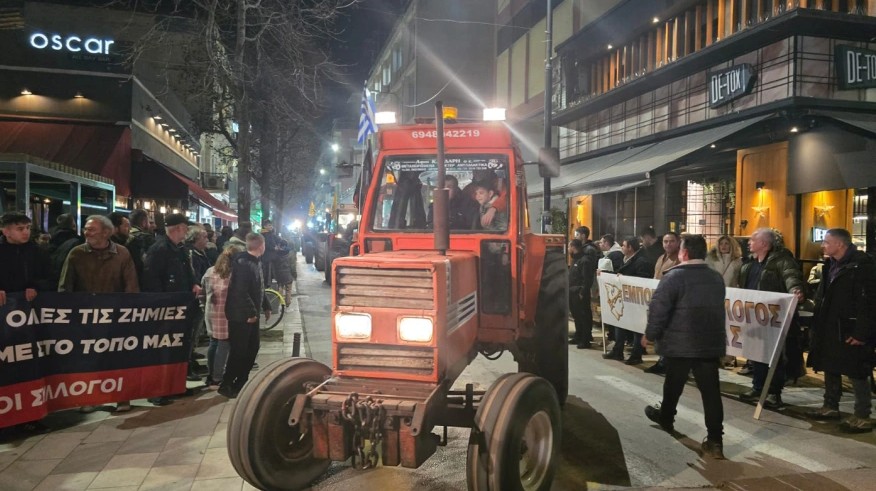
left=227, top=357, right=331, bottom=491
left=466, top=373, right=561, bottom=491
left=518, top=247, right=569, bottom=404
left=314, top=241, right=326, bottom=272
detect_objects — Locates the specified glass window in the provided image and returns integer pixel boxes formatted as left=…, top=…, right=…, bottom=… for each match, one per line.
left=371, top=154, right=510, bottom=233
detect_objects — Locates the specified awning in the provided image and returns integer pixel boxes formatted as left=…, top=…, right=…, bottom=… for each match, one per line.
left=527, top=145, right=655, bottom=198
left=830, top=113, right=876, bottom=136
left=582, top=116, right=769, bottom=185
left=0, top=121, right=131, bottom=195
left=131, top=157, right=236, bottom=219
left=788, top=119, right=876, bottom=194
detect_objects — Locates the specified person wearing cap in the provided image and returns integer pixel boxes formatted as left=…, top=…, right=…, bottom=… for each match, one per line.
left=142, top=213, right=202, bottom=405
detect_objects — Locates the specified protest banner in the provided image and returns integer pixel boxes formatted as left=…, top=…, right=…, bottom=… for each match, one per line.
left=0, top=292, right=192, bottom=428
left=597, top=272, right=797, bottom=418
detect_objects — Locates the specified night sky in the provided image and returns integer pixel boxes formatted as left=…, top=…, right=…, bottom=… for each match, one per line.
left=326, top=0, right=407, bottom=123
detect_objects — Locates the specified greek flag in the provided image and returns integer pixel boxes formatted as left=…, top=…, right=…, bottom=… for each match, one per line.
left=357, top=86, right=378, bottom=144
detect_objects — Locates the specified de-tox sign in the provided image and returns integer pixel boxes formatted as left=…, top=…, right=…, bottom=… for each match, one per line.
left=708, top=63, right=756, bottom=108
left=836, top=45, right=876, bottom=90
left=29, top=32, right=114, bottom=55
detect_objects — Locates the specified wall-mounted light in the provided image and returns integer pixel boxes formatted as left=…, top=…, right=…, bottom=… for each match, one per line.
left=172, top=208, right=180, bottom=214
left=607, top=44, right=613, bottom=50
left=168, top=128, right=177, bottom=133
left=143, top=201, right=151, bottom=210
left=153, top=114, right=163, bottom=121
left=73, top=92, right=84, bottom=98
left=755, top=181, right=765, bottom=190
left=790, top=126, right=799, bottom=133
left=21, top=88, right=32, bottom=95
left=159, top=206, right=167, bottom=214
left=710, top=143, right=717, bottom=149
left=330, top=143, right=339, bottom=152
left=653, top=17, right=660, bottom=23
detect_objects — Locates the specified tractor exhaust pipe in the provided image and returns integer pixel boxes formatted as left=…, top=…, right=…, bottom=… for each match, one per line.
left=434, top=101, right=449, bottom=255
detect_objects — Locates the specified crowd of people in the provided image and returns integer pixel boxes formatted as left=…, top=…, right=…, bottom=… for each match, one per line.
left=568, top=224, right=875, bottom=457
left=0, top=210, right=298, bottom=439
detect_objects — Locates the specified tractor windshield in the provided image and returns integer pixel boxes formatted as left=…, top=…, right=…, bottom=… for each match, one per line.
left=371, top=154, right=510, bottom=233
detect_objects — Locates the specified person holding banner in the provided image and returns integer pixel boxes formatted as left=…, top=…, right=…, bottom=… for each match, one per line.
left=738, top=228, right=805, bottom=409
left=0, top=212, right=52, bottom=436
left=603, top=237, right=652, bottom=365
left=807, top=228, right=875, bottom=433
left=642, top=234, right=727, bottom=459
left=59, top=215, right=139, bottom=413
left=143, top=213, right=201, bottom=406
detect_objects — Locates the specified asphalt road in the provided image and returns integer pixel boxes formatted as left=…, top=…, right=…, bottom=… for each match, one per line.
left=292, top=256, right=876, bottom=491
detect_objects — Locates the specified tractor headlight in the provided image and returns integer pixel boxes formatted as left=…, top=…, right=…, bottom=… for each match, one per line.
left=335, top=313, right=371, bottom=339
left=398, top=317, right=434, bottom=343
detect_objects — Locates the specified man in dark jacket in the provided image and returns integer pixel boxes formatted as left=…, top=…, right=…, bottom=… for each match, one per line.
left=220, top=233, right=271, bottom=398
left=126, top=209, right=155, bottom=287
left=47, top=213, right=83, bottom=286
left=142, top=213, right=201, bottom=404
left=0, top=213, right=51, bottom=306
left=569, top=228, right=600, bottom=349
left=807, top=228, right=875, bottom=433
left=642, top=234, right=727, bottom=459
left=108, top=212, right=131, bottom=246
left=427, top=175, right=480, bottom=230
left=603, top=237, right=652, bottom=364
left=0, top=212, right=51, bottom=437
left=738, top=228, right=805, bottom=408
left=640, top=227, right=664, bottom=271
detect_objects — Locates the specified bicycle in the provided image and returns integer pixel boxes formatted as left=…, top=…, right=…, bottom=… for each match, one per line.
left=261, top=286, right=286, bottom=331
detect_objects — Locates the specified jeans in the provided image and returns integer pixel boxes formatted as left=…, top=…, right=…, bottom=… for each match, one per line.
left=223, top=321, right=260, bottom=392
left=752, top=359, right=785, bottom=395
left=612, top=327, right=643, bottom=359
left=662, top=357, right=724, bottom=443
left=207, top=337, right=230, bottom=384
left=824, top=372, right=872, bottom=418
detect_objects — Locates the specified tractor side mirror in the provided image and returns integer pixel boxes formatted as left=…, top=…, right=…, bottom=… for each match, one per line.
left=538, top=147, right=560, bottom=178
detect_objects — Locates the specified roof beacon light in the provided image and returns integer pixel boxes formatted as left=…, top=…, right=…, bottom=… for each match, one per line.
left=442, top=106, right=458, bottom=121
left=483, top=108, right=506, bottom=121
left=374, top=111, right=396, bottom=125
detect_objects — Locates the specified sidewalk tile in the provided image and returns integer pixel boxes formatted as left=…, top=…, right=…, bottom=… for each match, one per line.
left=154, top=436, right=210, bottom=466
left=20, top=432, right=90, bottom=461
left=83, top=423, right=134, bottom=444
left=0, top=459, right=62, bottom=491
left=0, top=438, right=40, bottom=472
left=138, top=464, right=199, bottom=490
left=87, top=452, right=158, bottom=489
left=34, top=471, right=98, bottom=490
left=218, top=402, right=235, bottom=423
left=195, top=447, right=237, bottom=480
left=52, top=441, right=123, bottom=474
left=116, top=426, right=177, bottom=455
left=191, top=476, right=243, bottom=490
left=207, top=423, right=227, bottom=449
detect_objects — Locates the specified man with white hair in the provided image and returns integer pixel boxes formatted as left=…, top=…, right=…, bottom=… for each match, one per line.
left=59, top=215, right=138, bottom=413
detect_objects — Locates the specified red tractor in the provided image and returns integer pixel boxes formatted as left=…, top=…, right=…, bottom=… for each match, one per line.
left=228, top=106, right=568, bottom=491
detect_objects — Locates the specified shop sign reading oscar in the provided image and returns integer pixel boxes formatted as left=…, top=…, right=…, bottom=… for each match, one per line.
left=835, top=45, right=876, bottom=90
left=708, top=63, right=756, bottom=108
left=28, top=31, right=114, bottom=57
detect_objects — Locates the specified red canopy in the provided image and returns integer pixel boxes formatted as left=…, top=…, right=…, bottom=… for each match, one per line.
left=0, top=121, right=131, bottom=195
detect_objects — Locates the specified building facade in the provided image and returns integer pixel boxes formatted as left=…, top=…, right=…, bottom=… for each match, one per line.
left=0, top=1, right=235, bottom=229
left=529, top=0, right=876, bottom=269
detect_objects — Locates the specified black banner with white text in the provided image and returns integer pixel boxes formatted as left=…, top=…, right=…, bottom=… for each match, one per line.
left=1, top=292, right=192, bottom=427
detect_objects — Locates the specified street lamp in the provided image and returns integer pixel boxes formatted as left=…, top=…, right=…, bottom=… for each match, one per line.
left=331, top=143, right=339, bottom=152
left=320, top=168, right=326, bottom=175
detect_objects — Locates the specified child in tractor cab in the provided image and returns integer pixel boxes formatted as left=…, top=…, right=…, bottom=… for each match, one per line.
left=472, top=180, right=508, bottom=231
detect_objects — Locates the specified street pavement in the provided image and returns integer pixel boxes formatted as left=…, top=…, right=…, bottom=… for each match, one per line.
left=2, top=253, right=876, bottom=490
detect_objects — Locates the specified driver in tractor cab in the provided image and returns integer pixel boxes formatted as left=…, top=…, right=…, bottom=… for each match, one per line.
left=472, top=180, right=507, bottom=231
left=426, top=174, right=479, bottom=230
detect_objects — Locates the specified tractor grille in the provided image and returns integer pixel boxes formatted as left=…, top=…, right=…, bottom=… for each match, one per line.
left=336, top=267, right=434, bottom=310
left=337, top=344, right=435, bottom=376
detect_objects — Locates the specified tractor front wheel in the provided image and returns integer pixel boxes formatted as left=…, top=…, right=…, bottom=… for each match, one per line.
left=466, top=373, right=561, bottom=491
left=227, top=357, right=331, bottom=491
